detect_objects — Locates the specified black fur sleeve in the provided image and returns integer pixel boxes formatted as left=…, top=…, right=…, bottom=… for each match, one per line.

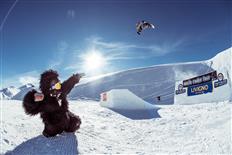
left=23, top=89, right=43, bottom=115
left=61, top=74, right=80, bottom=96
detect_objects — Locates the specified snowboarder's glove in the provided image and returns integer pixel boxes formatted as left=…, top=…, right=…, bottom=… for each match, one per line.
left=73, top=73, right=85, bottom=83
left=74, top=73, right=85, bottom=78
left=34, top=92, right=44, bottom=102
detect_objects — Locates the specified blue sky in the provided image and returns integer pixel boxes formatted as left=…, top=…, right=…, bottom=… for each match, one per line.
left=0, top=0, right=231, bottom=88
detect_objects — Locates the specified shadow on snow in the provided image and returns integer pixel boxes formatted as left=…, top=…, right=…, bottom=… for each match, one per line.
left=109, top=108, right=161, bottom=120
left=5, top=132, right=78, bottom=155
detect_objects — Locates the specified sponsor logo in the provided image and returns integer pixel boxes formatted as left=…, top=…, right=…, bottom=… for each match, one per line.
left=175, top=84, right=186, bottom=95
left=183, top=71, right=217, bottom=87
left=187, top=81, right=213, bottom=96
left=214, top=73, right=228, bottom=88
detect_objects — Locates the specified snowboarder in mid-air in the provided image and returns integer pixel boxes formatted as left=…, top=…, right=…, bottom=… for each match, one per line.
left=23, top=70, right=84, bottom=137
left=136, top=20, right=155, bottom=35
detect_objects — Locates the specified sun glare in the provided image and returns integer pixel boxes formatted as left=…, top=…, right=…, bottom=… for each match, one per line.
left=82, top=51, right=107, bottom=73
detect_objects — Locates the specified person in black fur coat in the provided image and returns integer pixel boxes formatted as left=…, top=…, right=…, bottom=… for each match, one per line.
left=23, top=69, right=82, bottom=137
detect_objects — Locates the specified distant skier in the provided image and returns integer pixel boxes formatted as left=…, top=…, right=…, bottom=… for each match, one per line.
left=157, top=96, right=161, bottom=101
left=23, top=70, right=84, bottom=137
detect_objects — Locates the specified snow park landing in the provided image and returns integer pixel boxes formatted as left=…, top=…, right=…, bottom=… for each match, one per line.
left=1, top=47, right=231, bottom=154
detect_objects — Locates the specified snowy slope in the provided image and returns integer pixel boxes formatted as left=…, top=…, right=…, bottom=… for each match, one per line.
left=1, top=100, right=231, bottom=154
left=69, top=62, right=213, bottom=105
left=69, top=47, right=231, bottom=105
left=4, top=133, right=78, bottom=155
left=208, top=47, right=231, bottom=80
left=209, top=47, right=232, bottom=101
left=174, top=47, right=232, bottom=104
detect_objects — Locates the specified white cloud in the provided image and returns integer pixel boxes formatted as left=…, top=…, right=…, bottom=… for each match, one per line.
left=63, top=36, right=186, bottom=77
left=48, top=40, right=69, bottom=69
left=86, top=36, right=186, bottom=60
left=2, top=71, right=39, bottom=88
left=19, top=76, right=38, bottom=86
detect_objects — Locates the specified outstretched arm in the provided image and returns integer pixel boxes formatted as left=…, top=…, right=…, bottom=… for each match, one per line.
left=23, top=89, right=44, bottom=115
left=61, top=74, right=80, bottom=96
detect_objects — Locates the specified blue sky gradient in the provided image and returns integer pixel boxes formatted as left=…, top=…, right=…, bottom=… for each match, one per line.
left=0, top=0, right=231, bottom=88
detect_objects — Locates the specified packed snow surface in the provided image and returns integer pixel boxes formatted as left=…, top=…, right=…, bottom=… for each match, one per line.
left=1, top=100, right=231, bottom=154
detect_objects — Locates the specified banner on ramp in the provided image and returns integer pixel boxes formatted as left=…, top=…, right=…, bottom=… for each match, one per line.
left=187, top=81, right=213, bottom=96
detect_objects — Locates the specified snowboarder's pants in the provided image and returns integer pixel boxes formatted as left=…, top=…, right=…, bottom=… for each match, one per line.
left=42, top=111, right=81, bottom=137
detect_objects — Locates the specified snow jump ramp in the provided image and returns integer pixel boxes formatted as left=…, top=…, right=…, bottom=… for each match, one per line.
left=100, top=89, right=160, bottom=119
left=5, top=133, right=78, bottom=155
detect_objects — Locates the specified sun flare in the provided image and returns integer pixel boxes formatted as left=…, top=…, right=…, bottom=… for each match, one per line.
left=82, top=51, right=107, bottom=74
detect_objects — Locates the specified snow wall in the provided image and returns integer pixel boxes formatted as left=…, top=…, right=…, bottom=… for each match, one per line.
left=100, top=89, right=157, bottom=110
left=174, top=48, right=232, bottom=104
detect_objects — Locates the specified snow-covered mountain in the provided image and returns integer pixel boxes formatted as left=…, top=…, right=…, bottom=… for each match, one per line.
left=0, top=84, right=34, bottom=100
left=0, top=91, right=10, bottom=100
left=0, top=86, right=20, bottom=100
left=12, top=84, right=35, bottom=100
